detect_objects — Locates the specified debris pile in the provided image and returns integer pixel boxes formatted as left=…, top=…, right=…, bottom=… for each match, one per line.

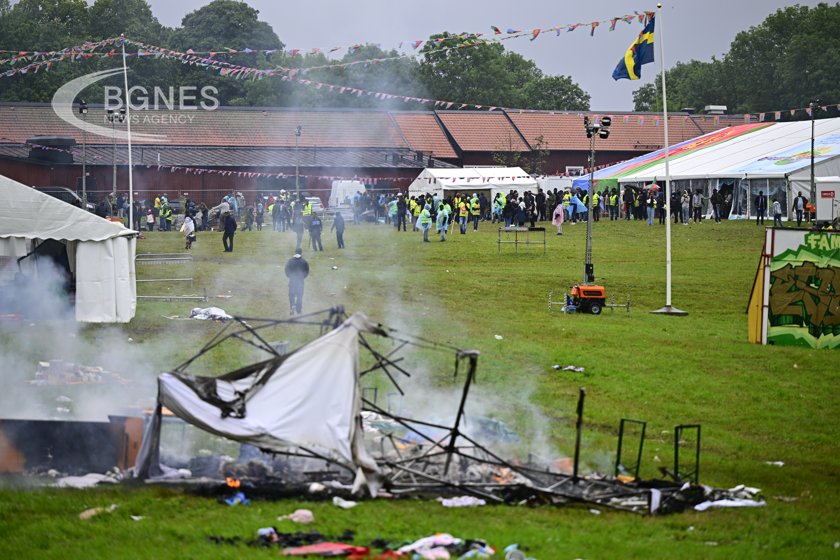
left=28, top=359, right=130, bottom=385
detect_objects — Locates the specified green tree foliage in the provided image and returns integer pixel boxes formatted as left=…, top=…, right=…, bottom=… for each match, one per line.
left=0, top=0, right=591, bottom=110
left=169, top=0, right=284, bottom=106
left=522, top=75, right=590, bottom=111
left=418, top=32, right=589, bottom=110
left=634, top=3, right=840, bottom=114
left=88, top=0, right=168, bottom=44
left=0, top=0, right=92, bottom=102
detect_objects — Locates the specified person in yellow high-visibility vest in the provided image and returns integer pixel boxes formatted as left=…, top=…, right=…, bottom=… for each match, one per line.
left=609, top=190, right=619, bottom=221
left=458, top=197, right=469, bottom=234
left=470, top=193, right=481, bottom=231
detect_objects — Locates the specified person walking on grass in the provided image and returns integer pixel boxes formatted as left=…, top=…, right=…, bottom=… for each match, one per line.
left=418, top=204, right=432, bottom=242
left=284, top=248, right=309, bottom=315
left=755, top=190, right=767, bottom=225
left=436, top=200, right=450, bottom=242
left=309, top=212, right=324, bottom=251
left=183, top=212, right=196, bottom=250
left=552, top=200, right=565, bottom=235
left=222, top=211, right=237, bottom=252
left=772, top=198, right=785, bottom=228
left=331, top=211, right=346, bottom=248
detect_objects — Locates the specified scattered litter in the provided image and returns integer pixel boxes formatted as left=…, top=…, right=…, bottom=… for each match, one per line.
left=79, top=504, right=117, bottom=520
left=695, top=498, right=765, bottom=511
left=281, top=542, right=369, bottom=557
left=834, top=542, right=840, bottom=549
left=278, top=509, right=314, bottom=524
left=494, top=335, right=503, bottom=340
left=56, top=473, right=118, bottom=489
left=773, top=496, right=798, bottom=503
left=764, top=461, right=784, bottom=467
left=331, top=266, right=339, bottom=270
left=687, top=526, right=694, bottom=532
left=438, top=496, right=486, bottom=508
left=308, top=482, right=326, bottom=494
left=561, top=365, right=585, bottom=372
left=130, top=515, right=144, bottom=522
left=224, top=491, right=250, bottom=506
left=503, top=544, right=529, bottom=560
left=332, top=496, right=358, bottom=509
left=28, top=360, right=130, bottom=386
left=588, top=508, right=602, bottom=515
left=397, top=533, right=494, bottom=559
left=190, top=307, right=233, bottom=321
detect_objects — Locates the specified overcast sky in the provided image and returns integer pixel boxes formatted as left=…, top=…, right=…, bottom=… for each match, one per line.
left=144, top=0, right=823, bottom=111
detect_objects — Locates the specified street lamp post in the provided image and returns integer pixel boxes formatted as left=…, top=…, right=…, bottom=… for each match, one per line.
left=810, top=100, right=818, bottom=217
left=107, top=107, right=126, bottom=213
left=295, top=125, right=302, bottom=196
left=78, top=100, right=88, bottom=206
left=582, top=116, right=611, bottom=284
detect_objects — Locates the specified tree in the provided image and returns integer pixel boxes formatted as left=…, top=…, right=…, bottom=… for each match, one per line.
left=170, top=0, right=283, bottom=106
left=418, top=32, right=542, bottom=108
left=522, top=75, right=590, bottom=111
left=633, top=3, right=840, bottom=115
left=0, top=0, right=93, bottom=102
left=88, top=0, right=169, bottom=44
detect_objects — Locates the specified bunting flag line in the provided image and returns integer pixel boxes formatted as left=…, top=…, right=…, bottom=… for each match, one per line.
left=2, top=9, right=656, bottom=78
left=2, top=36, right=838, bottom=127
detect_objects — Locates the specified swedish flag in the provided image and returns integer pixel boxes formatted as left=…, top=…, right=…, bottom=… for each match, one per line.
left=612, top=16, right=655, bottom=80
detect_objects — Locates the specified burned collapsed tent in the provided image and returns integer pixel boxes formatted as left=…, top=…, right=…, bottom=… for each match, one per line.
left=134, top=309, right=762, bottom=515
left=135, top=312, right=384, bottom=493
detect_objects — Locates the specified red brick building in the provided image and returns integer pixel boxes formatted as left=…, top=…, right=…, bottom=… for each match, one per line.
left=0, top=102, right=742, bottom=205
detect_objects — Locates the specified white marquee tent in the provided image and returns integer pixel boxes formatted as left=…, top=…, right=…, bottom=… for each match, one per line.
left=407, top=167, right=538, bottom=199
left=574, top=117, right=840, bottom=219
left=0, top=174, right=137, bottom=322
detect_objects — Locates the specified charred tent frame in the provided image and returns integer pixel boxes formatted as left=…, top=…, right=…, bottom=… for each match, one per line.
left=138, top=307, right=722, bottom=515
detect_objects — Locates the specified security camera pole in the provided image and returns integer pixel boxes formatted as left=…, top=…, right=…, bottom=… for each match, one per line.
left=582, top=115, right=611, bottom=284
left=78, top=100, right=88, bottom=206
left=295, top=125, right=302, bottom=196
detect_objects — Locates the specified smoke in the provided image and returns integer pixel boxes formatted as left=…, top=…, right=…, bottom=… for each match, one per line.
left=0, top=257, right=159, bottom=422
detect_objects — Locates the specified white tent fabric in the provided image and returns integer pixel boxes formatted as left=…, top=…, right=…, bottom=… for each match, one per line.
left=135, top=312, right=383, bottom=494
left=407, top=167, right=538, bottom=199
left=0, top=174, right=137, bottom=322
left=611, top=117, right=840, bottom=219
left=329, top=180, right=364, bottom=207
left=617, top=118, right=840, bottom=182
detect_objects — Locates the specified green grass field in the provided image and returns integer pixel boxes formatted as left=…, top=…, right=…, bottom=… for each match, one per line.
left=1, top=216, right=838, bottom=559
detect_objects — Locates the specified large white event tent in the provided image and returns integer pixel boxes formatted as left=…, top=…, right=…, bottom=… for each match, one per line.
left=407, top=167, right=538, bottom=199
left=0, top=174, right=137, bottom=322
left=573, top=117, right=840, bottom=219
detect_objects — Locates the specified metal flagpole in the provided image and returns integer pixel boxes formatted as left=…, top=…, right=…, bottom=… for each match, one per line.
left=122, top=35, right=135, bottom=231
left=651, top=3, right=687, bottom=316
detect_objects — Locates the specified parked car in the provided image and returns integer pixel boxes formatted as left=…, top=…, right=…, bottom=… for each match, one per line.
left=305, top=196, right=324, bottom=213
left=34, top=186, right=95, bottom=212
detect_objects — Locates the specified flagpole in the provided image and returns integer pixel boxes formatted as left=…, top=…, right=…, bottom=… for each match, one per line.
left=122, top=35, right=135, bottom=232
left=651, top=3, right=687, bottom=316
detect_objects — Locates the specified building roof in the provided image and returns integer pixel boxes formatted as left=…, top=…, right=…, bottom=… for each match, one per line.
left=0, top=102, right=746, bottom=158
left=0, top=104, right=411, bottom=149
left=506, top=111, right=745, bottom=152
left=435, top=111, right=530, bottom=152
left=0, top=144, right=456, bottom=169
left=389, top=112, right=458, bottom=159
